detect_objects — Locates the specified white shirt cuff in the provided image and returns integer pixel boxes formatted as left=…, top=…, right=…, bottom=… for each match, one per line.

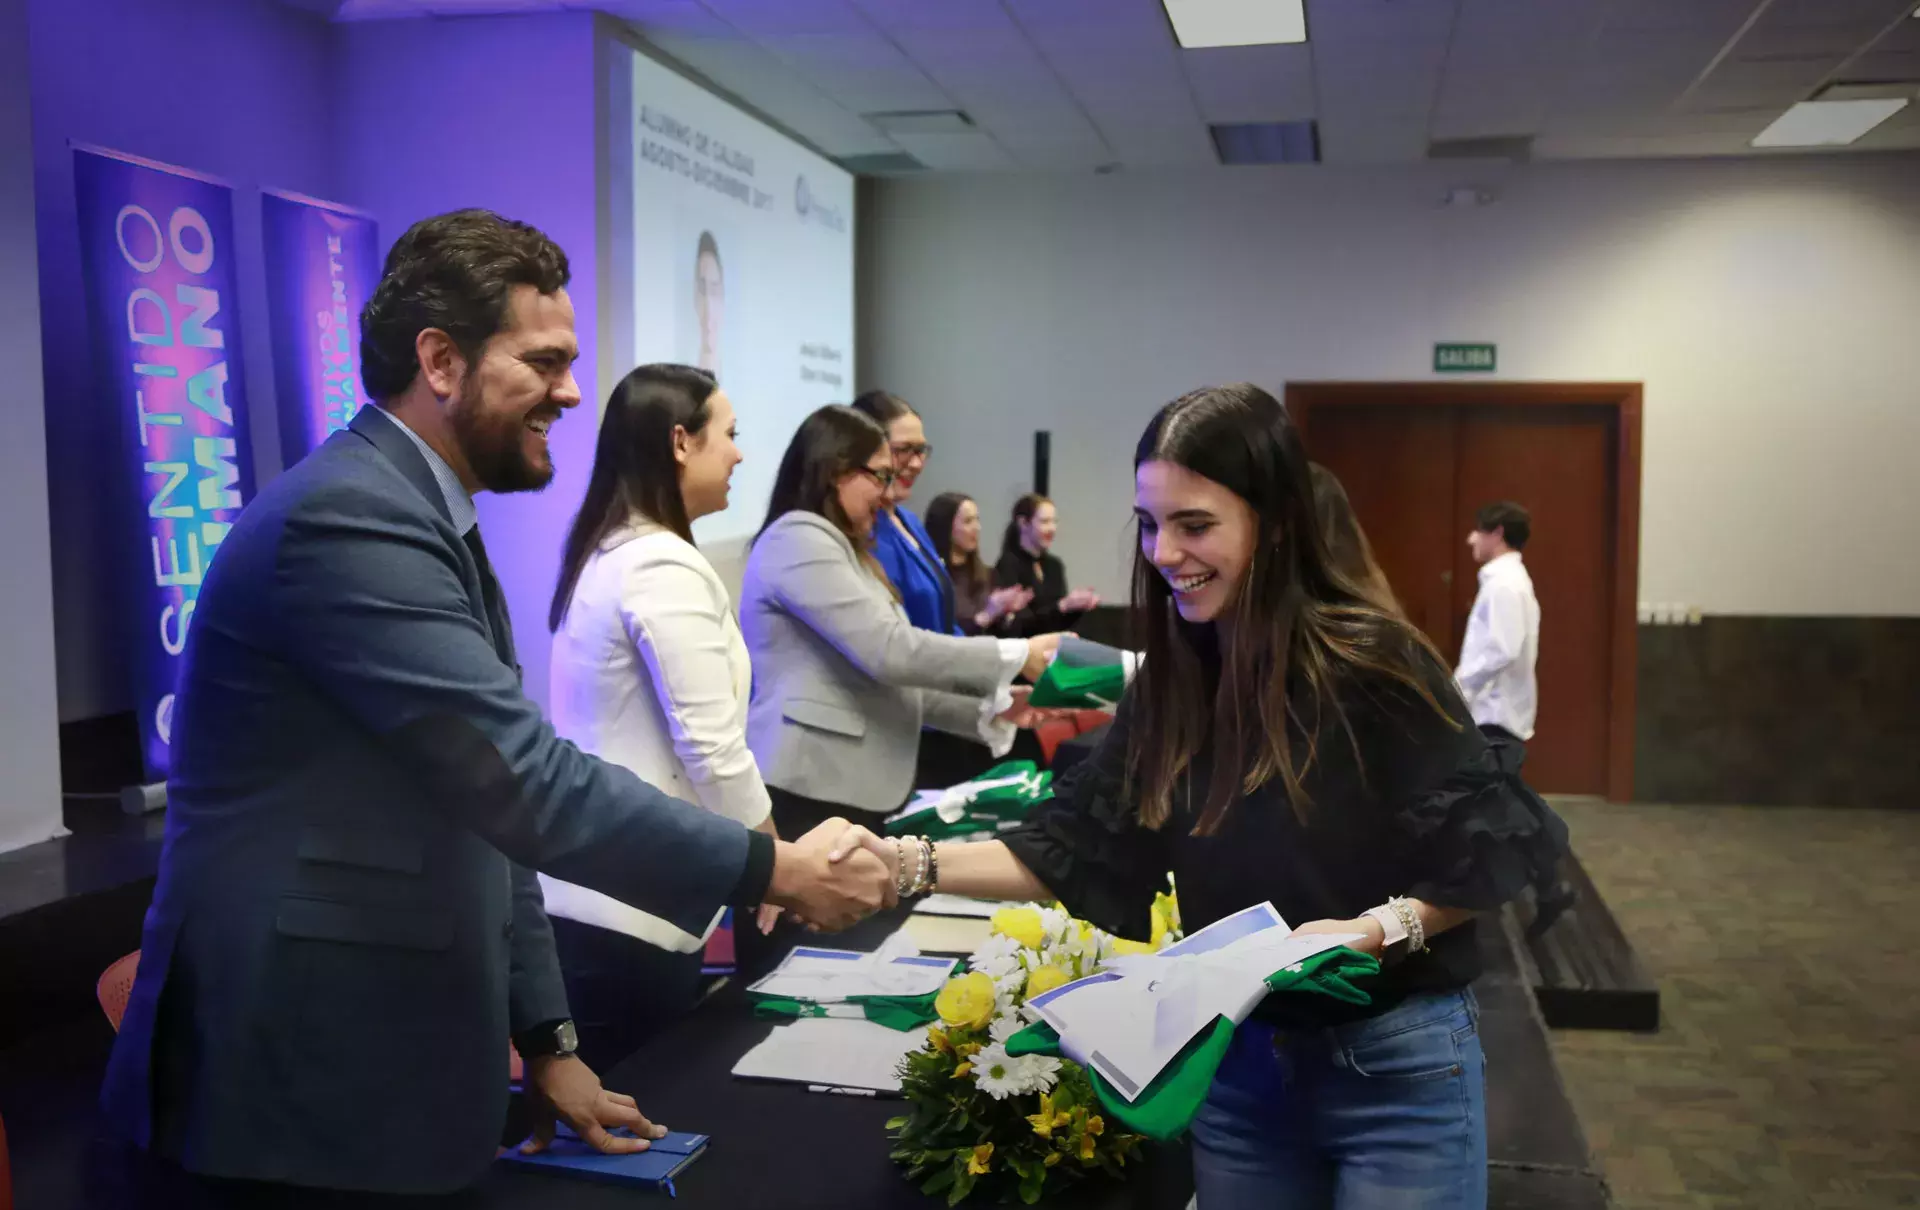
left=972, top=639, right=1029, bottom=756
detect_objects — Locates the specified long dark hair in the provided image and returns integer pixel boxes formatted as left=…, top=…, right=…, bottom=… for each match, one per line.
left=549, top=363, right=717, bottom=632
left=999, top=492, right=1051, bottom=566
left=757, top=405, right=896, bottom=591
left=1127, top=384, right=1453, bottom=835
left=1309, top=463, right=1398, bottom=612
left=925, top=491, right=987, bottom=594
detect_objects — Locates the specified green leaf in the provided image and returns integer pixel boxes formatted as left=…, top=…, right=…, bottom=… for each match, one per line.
left=1019, top=1161, right=1047, bottom=1204
left=949, top=1165, right=977, bottom=1207
left=885, top=1116, right=909, bottom=1131
left=921, top=1166, right=957, bottom=1195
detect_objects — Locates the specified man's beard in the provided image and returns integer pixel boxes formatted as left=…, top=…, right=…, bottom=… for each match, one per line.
left=449, top=387, right=554, bottom=494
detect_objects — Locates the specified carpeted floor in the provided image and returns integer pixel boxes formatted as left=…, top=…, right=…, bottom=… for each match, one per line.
left=1548, top=800, right=1920, bottom=1210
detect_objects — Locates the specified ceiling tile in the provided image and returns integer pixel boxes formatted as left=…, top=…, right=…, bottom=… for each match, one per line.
left=848, top=0, right=1016, bottom=34
left=1003, top=0, right=1172, bottom=50
left=1314, top=116, right=1428, bottom=164
left=1533, top=131, right=1755, bottom=158
left=888, top=129, right=1018, bottom=171
left=1763, top=0, right=1917, bottom=27
left=1315, top=40, right=1447, bottom=119
left=1305, top=0, right=1460, bottom=46
left=697, top=0, right=872, bottom=37
left=643, top=31, right=898, bottom=155
left=593, top=0, right=735, bottom=36
left=758, top=31, right=952, bottom=113
left=1182, top=45, right=1316, bottom=122
left=1601, top=0, right=1763, bottom=33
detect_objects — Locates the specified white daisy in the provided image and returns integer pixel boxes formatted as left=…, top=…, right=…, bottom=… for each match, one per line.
left=969, top=933, right=1024, bottom=979
left=1013, top=1053, right=1062, bottom=1095
left=989, top=1014, right=1022, bottom=1045
left=971, top=1044, right=1023, bottom=1100
left=1039, top=906, right=1071, bottom=946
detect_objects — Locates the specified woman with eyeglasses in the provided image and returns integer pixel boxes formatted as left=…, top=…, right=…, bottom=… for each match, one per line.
left=738, top=406, right=1065, bottom=842
left=850, top=390, right=1029, bottom=637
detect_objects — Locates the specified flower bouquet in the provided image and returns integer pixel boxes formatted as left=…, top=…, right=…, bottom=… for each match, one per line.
left=887, top=893, right=1181, bottom=1205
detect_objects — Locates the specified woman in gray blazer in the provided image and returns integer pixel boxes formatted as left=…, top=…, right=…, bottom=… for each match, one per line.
left=740, top=405, right=1061, bottom=838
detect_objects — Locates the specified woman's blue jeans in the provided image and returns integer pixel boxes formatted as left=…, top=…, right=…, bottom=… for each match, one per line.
left=1190, top=988, right=1487, bottom=1209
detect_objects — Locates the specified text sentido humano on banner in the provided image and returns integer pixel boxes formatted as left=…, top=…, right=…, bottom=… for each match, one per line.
left=72, top=145, right=258, bottom=781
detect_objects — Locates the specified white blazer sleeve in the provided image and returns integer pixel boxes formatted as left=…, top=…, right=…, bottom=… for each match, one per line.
left=761, top=518, right=1010, bottom=696
left=619, top=547, right=772, bottom=829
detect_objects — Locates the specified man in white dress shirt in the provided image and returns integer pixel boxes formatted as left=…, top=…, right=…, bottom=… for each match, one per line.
left=1457, top=502, right=1541, bottom=747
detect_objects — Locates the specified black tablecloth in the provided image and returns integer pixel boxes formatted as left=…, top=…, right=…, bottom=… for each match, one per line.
left=475, top=910, right=1194, bottom=1210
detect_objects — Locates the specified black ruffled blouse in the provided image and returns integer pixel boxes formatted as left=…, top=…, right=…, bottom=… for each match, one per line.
left=1001, top=645, right=1569, bottom=1027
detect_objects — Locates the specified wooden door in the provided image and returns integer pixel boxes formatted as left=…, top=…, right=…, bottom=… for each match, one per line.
left=1452, top=406, right=1615, bottom=794
left=1300, top=398, right=1618, bottom=796
left=1302, top=404, right=1460, bottom=652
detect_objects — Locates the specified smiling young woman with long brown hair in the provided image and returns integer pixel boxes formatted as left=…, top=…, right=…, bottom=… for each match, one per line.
left=841, top=383, right=1568, bottom=1209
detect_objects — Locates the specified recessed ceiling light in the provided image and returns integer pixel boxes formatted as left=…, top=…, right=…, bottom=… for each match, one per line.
left=1751, top=98, right=1909, bottom=147
left=1162, top=0, right=1307, bottom=48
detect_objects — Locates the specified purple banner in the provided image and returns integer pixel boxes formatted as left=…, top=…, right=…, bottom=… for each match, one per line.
left=262, top=190, right=378, bottom=467
left=72, top=146, right=257, bottom=780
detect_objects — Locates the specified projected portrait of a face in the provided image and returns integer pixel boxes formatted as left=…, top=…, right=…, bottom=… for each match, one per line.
left=694, top=231, right=724, bottom=375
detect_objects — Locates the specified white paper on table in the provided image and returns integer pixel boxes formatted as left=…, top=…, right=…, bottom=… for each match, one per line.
left=747, top=945, right=955, bottom=1004
left=730, top=1017, right=929, bottom=1092
left=911, top=893, right=1003, bottom=919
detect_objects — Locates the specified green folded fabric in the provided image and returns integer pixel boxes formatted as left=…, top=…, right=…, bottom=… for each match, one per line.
left=1029, top=638, right=1130, bottom=709
left=885, top=761, right=1052, bottom=839
left=749, top=989, right=940, bottom=1032
left=1006, top=946, right=1381, bottom=1140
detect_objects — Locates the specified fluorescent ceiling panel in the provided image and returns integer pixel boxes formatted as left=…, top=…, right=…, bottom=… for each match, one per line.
left=1162, top=0, right=1307, bottom=49
left=1750, top=98, right=1910, bottom=146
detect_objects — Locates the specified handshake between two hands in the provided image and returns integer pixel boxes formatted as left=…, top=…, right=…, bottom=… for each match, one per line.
left=760, top=816, right=908, bottom=933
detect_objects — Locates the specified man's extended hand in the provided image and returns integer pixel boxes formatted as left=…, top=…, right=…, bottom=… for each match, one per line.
left=766, top=817, right=894, bottom=930
left=520, top=1055, right=666, bottom=1156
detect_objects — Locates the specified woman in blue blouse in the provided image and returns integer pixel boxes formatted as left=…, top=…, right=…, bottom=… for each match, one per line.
left=851, top=390, right=1027, bottom=789
left=850, top=390, right=960, bottom=634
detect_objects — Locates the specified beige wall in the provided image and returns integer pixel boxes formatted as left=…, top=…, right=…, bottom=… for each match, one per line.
left=861, top=157, right=1920, bottom=616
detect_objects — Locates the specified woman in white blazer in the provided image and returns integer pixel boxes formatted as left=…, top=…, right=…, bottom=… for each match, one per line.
left=739, top=405, right=1062, bottom=841
left=545, top=363, right=778, bottom=1066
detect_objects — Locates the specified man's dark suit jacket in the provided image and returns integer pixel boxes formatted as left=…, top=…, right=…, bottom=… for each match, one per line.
left=100, top=406, right=771, bottom=1194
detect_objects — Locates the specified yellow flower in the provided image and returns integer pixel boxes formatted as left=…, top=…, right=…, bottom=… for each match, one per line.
left=1149, top=904, right=1171, bottom=948
left=955, top=1041, right=982, bottom=1059
left=968, top=1143, right=994, bottom=1175
left=1077, top=1131, right=1098, bottom=1161
left=1025, top=964, right=1069, bottom=1000
left=928, top=1026, right=952, bottom=1054
left=1086, top=1114, right=1105, bottom=1137
left=935, top=972, right=996, bottom=1030
left=1043, top=1150, right=1062, bottom=1168
left=952, top=1061, right=973, bottom=1079
left=1109, top=936, right=1155, bottom=957
left=1027, top=1091, right=1072, bottom=1139
left=1152, top=890, right=1181, bottom=946
left=991, top=907, right=1046, bottom=950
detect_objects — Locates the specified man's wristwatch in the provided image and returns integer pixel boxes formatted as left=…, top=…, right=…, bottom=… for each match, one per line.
left=515, top=1019, right=579, bottom=1060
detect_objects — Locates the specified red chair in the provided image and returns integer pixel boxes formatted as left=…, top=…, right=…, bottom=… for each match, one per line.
left=1036, top=709, right=1115, bottom=766
left=98, top=950, right=141, bottom=1032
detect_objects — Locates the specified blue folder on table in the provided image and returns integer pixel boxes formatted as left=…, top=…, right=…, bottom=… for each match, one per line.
left=498, top=1127, right=709, bottom=1196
